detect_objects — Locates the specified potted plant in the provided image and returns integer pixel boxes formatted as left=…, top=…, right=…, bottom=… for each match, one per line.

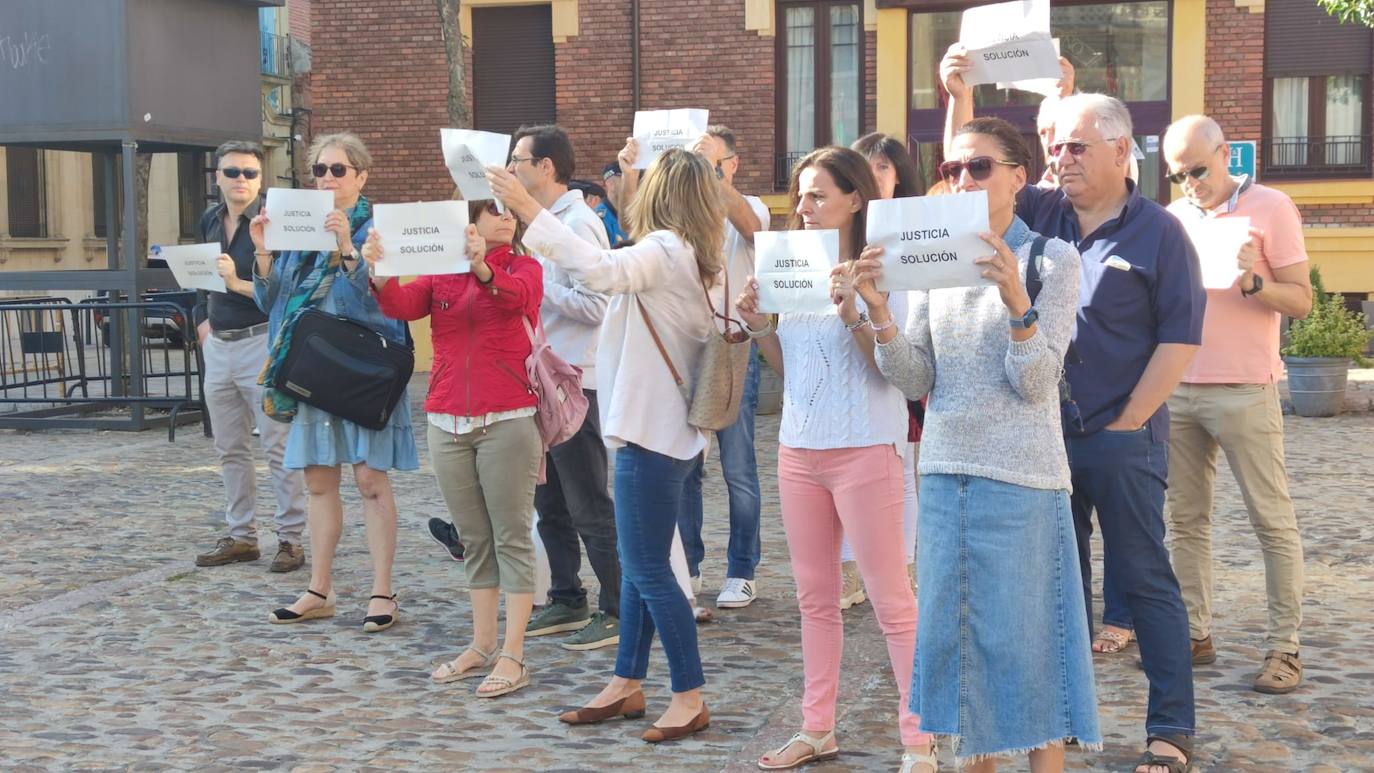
left=1281, top=267, right=1373, bottom=417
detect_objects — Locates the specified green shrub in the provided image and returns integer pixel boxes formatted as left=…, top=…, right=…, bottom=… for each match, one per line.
left=1281, top=267, right=1373, bottom=365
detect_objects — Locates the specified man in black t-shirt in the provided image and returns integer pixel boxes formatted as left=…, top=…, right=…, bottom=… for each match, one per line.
left=192, top=141, right=307, bottom=573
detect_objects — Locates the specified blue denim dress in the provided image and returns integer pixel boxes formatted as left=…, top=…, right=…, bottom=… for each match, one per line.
left=253, top=216, right=419, bottom=472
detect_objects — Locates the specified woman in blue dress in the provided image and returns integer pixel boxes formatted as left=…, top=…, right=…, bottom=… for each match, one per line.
left=249, top=132, right=419, bottom=632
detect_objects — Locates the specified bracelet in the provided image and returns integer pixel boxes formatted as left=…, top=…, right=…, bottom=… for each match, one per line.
left=870, top=316, right=895, bottom=333
left=254, top=250, right=272, bottom=258
left=744, top=319, right=775, bottom=339
left=844, top=312, right=869, bottom=332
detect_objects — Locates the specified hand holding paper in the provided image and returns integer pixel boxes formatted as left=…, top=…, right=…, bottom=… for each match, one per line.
left=866, top=191, right=993, bottom=292
left=158, top=243, right=228, bottom=294
left=264, top=188, right=337, bottom=252
left=753, top=230, right=839, bottom=315
left=441, top=129, right=512, bottom=202
left=631, top=109, right=709, bottom=169
left=369, top=201, right=472, bottom=277
left=1181, top=216, right=1253, bottom=290
left=958, top=0, right=1061, bottom=87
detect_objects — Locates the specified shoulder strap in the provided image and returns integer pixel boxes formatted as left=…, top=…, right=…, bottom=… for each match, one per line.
left=1025, top=235, right=1049, bottom=305
left=637, top=299, right=685, bottom=387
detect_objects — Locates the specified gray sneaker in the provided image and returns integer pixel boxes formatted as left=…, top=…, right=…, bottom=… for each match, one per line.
left=560, top=611, right=620, bottom=651
left=526, top=598, right=591, bottom=637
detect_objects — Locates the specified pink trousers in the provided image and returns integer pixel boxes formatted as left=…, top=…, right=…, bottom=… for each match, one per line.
left=778, top=443, right=930, bottom=746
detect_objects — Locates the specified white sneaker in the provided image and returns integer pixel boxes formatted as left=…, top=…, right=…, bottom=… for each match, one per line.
left=716, top=577, right=757, bottom=609
left=839, top=561, right=866, bottom=610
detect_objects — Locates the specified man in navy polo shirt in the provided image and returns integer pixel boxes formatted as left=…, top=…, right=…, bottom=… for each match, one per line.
left=1023, top=94, right=1206, bottom=772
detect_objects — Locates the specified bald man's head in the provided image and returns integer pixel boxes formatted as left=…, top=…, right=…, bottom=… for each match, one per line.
left=1163, top=114, right=1232, bottom=210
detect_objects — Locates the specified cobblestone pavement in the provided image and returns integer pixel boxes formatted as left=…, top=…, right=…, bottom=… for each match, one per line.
left=2, top=381, right=1372, bottom=772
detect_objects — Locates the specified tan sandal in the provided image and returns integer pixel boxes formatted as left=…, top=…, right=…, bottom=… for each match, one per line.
left=475, top=651, right=529, bottom=698
left=1092, top=627, right=1134, bottom=654
left=758, top=730, right=839, bottom=770
left=899, top=742, right=938, bottom=773
left=431, top=646, right=496, bottom=684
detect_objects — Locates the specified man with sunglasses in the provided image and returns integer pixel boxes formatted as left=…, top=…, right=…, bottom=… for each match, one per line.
left=1158, top=115, right=1311, bottom=695
left=192, top=140, right=308, bottom=573
left=507, top=125, right=623, bottom=653
left=942, top=63, right=1208, bottom=772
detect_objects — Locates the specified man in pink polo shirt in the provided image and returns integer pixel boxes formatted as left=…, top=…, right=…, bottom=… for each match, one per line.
left=1161, top=114, right=1313, bottom=695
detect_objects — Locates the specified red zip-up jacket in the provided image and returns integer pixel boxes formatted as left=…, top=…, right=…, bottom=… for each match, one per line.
left=375, top=244, right=543, bottom=418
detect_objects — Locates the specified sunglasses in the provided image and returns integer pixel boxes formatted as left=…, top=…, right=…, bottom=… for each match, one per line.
left=1048, top=137, right=1122, bottom=159
left=219, top=167, right=260, bottom=180
left=480, top=201, right=502, bottom=216
left=311, top=162, right=358, bottom=179
left=1166, top=164, right=1211, bottom=186
left=938, top=156, right=1020, bottom=182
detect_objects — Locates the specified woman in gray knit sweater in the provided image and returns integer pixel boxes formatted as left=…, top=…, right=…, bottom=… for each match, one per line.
left=852, top=118, right=1101, bottom=771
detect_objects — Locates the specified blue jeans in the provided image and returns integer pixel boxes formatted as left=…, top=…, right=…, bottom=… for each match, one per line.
left=678, top=350, right=762, bottom=580
left=1068, top=427, right=1195, bottom=739
left=614, top=444, right=705, bottom=693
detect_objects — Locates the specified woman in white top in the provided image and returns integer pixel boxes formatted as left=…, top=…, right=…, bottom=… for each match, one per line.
left=737, top=147, right=934, bottom=772
left=487, top=147, right=723, bottom=744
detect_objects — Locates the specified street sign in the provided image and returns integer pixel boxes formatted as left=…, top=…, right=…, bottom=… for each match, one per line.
left=1228, top=141, right=1256, bottom=180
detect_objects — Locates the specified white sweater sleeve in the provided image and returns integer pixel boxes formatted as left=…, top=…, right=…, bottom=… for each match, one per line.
left=525, top=209, right=673, bottom=296
left=1003, top=240, right=1081, bottom=403
left=874, top=290, right=935, bottom=401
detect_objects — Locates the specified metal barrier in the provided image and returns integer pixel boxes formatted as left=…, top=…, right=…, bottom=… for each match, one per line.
left=0, top=297, right=207, bottom=440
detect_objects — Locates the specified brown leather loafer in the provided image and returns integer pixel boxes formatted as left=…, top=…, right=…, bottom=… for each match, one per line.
left=559, top=690, right=646, bottom=725
left=641, top=704, right=709, bottom=743
left=195, top=537, right=260, bottom=567
left=1192, top=635, right=1217, bottom=665
left=270, top=542, right=305, bottom=573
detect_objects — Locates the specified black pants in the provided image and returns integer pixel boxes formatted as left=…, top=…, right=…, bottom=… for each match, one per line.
left=535, top=390, right=621, bottom=616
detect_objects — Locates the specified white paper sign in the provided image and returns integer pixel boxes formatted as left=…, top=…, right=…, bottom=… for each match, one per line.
left=157, top=243, right=226, bottom=293
left=996, top=38, right=1061, bottom=97
left=960, top=0, right=1060, bottom=87
left=631, top=109, right=710, bottom=169
left=867, top=191, right=993, bottom=292
left=264, top=188, right=337, bottom=252
left=1182, top=216, right=1251, bottom=290
left=371, top=201, right=472, bottom=277
left=441, top=129, right=512, bottom=202
left=754, top=230, right=839, bottom=315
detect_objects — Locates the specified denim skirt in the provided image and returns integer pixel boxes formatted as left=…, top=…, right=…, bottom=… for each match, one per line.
left=911, top=473, right=1101, bottom=763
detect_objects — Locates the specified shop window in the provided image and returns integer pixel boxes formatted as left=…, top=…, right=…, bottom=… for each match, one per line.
left=776, top=1, right=865, bottom=189
left=178, top=151, right=210, bottom=241
left=6, top=147, right=47, bottom=238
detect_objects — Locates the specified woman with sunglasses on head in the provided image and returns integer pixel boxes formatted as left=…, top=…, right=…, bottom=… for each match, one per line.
left=736, top=146, right=933, bottom=773
left=853, top=118, right=1100, bottom=771
left=363, top=198, right=544, bottom=697
left=250, top=132, right=418, bottom=632
left=485, top=146, right=725, bottom=743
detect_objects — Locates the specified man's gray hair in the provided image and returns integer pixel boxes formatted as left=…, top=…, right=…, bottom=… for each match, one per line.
left=1036, top=96, right=1060, bottom=132
left=1163, top=114, right=1226, bottom=149
left=1056, top=93, right=1134, bottom=141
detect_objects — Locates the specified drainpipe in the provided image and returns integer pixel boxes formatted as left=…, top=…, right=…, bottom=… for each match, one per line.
left=631, top=0, right=641, bottom=112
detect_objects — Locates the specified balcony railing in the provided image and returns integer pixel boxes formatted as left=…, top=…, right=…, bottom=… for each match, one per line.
left=774, top=151, right=812, bottom=191
left=260, top=32, right=291, bottom=78
left=1264, top=134, right=1371, bottom=178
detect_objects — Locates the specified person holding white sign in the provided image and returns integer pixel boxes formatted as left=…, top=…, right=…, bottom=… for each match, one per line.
left=251, top=132, right=418, bottom=634
left=366, top=199, right=547, bottom=698
left=736, top=147, right=931, bottom=772
left=1158, top=115, right=1311, bottom=696
left=854, top=117, right=1099, bottom=771
left=191, top=140, right=308, bottom=575
left=487, top=148, right=723, bottom=743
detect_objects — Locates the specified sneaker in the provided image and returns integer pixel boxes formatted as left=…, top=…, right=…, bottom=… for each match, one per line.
left=195, top=537, right=260, bottom=567
left=716, top=577, right=757, bottom=609
left=526, top=598, right=591, bottom=637
left=1192, top=635, right=1217, bottom=665
left=426, top=517, right=464, bottom=561
left=1253, top=651, right=1302, bottom=694
left=561, top=611, right=620, bottom=651
left=269, top=542, right=305, bottom=573
left=839, top=560, right=866, bottom=610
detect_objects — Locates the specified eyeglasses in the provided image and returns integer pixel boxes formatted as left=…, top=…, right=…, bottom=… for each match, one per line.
left=509, top=155, right=539, bottom=166
left=938, top=156, right=1020, bottom=182
left=219, top=167, right=260, bottom=180
left=311, top=162, right=358, bottom=179
left=1165, top=165, right=1212, bottom=185
left=1048, top=137, right=1120, bottom=159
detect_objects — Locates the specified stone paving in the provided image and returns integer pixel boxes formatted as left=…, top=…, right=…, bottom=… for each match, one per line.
left=2, top=379, right=1373, bottom=772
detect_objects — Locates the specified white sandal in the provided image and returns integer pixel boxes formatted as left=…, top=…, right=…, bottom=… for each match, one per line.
left=758, top=729, right=839, bottom=770
left=431, top=646, right=497, bottom=684
left=899, top=741, right=939, bottom=773
left=475, top=651, right=529, bottom=698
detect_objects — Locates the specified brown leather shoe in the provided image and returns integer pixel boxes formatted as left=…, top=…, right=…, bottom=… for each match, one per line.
left=1254, top=651, right=1302, bottom=694
left=641, top=704, right=709, bottom=743
left=195, top=537, right=260, bottom=567
left=270, top=542, right=305, bottom=573
left=559, top=690, right=647, bottom=725
left=1191, top=635, right=1217, bottom=665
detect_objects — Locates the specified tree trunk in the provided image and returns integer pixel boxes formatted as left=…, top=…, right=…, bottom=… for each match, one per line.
left=436, top=0, right=472, bottom=128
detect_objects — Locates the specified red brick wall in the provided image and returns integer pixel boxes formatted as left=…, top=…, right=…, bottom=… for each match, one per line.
left=1204, top=0, right=1265, bottom=145
left=1299, top=203, right=1374, bottom=227
left=553, top=0, right=635, bottom=187
left=287, top=0, right=312, bottom=46
left=310, top=0, right=453, bottom=205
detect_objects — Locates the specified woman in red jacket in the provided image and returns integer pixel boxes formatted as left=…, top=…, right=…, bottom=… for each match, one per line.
left=363, top=199, right=544, bottom=699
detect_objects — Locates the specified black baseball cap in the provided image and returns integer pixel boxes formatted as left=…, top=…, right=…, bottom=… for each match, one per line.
left=602, top=161, right=622, bottom=180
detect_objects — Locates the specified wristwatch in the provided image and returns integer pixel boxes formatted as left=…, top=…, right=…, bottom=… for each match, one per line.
left=1241, top=274, right=1264, bottom=297
left=1009, top=307, right=1039, bottom=329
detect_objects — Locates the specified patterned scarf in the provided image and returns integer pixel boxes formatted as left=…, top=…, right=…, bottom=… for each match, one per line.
left=258, top=196, right=372, bottom=422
